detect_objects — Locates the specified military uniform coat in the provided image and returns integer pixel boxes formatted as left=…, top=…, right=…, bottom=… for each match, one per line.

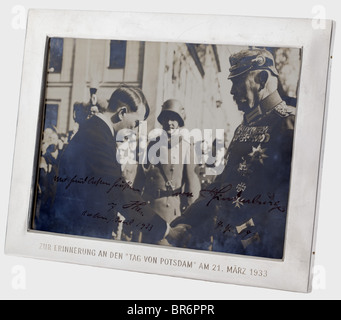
left=171, top=90, right=295, bottom=259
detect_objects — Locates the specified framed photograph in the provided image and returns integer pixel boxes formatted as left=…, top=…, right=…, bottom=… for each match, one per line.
left=5, top=9, right=334, bottom=293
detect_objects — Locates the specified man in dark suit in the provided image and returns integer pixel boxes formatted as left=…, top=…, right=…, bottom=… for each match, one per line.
left=36, top=85, right=188, bottom=244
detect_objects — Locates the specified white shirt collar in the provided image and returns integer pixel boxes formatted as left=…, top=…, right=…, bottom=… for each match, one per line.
left=95, top=113, right=115, bottom=137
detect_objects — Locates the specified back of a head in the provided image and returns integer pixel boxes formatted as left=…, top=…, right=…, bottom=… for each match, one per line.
left=107, top=85, right=150, bottom=120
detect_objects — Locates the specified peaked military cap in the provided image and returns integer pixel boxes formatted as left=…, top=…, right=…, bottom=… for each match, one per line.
left=228, top=48, right=279, bottom=79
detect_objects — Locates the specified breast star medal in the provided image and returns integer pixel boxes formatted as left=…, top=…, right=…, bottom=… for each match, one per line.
left=248, top=144, right=268, bottom=165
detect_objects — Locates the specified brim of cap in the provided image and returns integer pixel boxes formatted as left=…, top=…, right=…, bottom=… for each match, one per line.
left=157, top=110, right=185, bottom=127
left=228, top=66, right=279, bottom=79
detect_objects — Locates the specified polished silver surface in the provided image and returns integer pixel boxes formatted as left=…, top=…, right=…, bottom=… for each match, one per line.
left=5, top=9, right=334, bottom=292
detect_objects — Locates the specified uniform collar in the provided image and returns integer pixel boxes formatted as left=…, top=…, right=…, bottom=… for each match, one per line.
left=96, top=113, right=115, bottom=137
left=244, top=90, right=283, bottom=124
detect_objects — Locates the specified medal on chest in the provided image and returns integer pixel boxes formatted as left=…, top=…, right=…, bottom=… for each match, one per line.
left=233, top=125, right=270, bottom=143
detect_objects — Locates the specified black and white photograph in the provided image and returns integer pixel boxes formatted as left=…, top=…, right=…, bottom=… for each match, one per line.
left=33, top=38, right=301, bottom=260
left=1, top=2, right=338, bottom=300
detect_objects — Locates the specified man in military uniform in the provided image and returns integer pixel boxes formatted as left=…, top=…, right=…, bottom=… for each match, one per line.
left=171, top=48, right=296, bottom=259
left=134, top=99, right=201, bottom=244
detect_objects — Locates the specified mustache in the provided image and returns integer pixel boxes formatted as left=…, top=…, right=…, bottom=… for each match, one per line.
left=233, top=96, right=247, bottom=104
left=233, top=97, right=242, bottom=103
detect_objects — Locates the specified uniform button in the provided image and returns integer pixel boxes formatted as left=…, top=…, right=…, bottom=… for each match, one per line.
left=166, top=203, right=170, bottom=208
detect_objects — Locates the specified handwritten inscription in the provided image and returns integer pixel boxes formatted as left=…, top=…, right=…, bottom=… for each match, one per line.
left=200, top=185, right=286, bottom=213
left=172, top=191, right=194, bottom=198
left=55, top=175, right=194, bottom=199
left=53, top=175, right=140, bottom=194
left=106, top=177, right=141, bottom=194
left=54, top=175, right=112, bottom=190
left=54, top=175, right=284, bottom=214
left=122, top=201, right=147, bottom=216
left=81, top=210, right=109, bottom=221
left=80, top=208, right=153, bottom=232
left=215, top=220, right=253, bottom=238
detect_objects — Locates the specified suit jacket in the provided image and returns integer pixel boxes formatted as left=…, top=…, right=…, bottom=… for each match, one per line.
left=43, top=115, right=167, bottom=242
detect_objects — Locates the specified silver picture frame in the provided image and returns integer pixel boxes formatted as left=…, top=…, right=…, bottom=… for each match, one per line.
left=5, top=9, right=334, bottom=293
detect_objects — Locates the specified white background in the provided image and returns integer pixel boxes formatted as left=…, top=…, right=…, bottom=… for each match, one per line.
left=0, top=0, right=339, bottom=300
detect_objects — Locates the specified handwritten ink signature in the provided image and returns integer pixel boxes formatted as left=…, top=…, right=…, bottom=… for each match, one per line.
left=53, top=175, right=286, bottom=214
left=54, top=175, right=112, bottom=190
left=215, top=220, right=253, bottom=239
left=106, top=177, right=141, bottom=194
left=122, top=200, right=147, bottom=216
left=172, top=191, right=194, bottom=198
left=53, top=175, right=141, bottom=194
left=107, top=200, right=146, bottom=217
left=80, top=206, right=153, bottom=232
left=200, top=184, right=286, bottom=213
left=200, top=184, right=233, bottom=206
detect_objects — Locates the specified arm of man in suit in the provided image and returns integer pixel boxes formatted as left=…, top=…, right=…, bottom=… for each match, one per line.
left=72, top=125, right=167, bottom=242
left=132, top=164, right=146, bottom=194
left=82, top=122, right=191, bottom=244
left=115, top=175, right=194, bottom=243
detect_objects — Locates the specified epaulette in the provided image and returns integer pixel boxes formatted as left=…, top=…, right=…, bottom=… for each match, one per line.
left=274, top=102, right=296, bottom=118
